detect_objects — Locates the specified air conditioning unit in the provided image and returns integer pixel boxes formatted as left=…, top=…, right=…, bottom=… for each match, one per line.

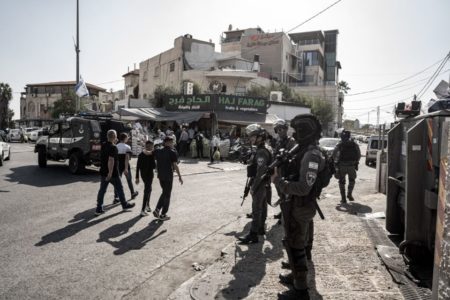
left=183, top=82, right=194, bottom=95
left=270, top=91, right=283, bottom=102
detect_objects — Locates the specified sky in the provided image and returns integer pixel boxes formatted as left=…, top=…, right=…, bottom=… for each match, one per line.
left=1, top=0, right=449, bottom=125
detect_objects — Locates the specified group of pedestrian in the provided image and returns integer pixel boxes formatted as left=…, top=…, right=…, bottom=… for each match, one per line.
left=237, top=115, right=361, bottom=299
left=96, top=130, right=183, bottom=221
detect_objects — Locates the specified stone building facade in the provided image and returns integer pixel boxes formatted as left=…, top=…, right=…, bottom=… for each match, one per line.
left=20, top=81, right=105, bottom=121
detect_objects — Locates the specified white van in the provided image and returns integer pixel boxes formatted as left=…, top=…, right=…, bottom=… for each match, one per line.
left=365, top=135, right=387, bottom=166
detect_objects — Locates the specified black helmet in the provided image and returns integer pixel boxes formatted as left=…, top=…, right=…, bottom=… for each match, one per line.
left=290, top=114, right=322, bottom=144
left=340, top=130, right=351, bottom=141
left=245, top=123, right=266, bottom=138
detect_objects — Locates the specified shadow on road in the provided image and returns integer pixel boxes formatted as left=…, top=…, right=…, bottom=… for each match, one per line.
left=5, top=165, right=99, bottom=187
left=97, top=219, right=166, bottom=255
left=35, top=204, right=122, bottom=246
left=335, top=201, right=373, bottom=215
left=216, top=223, right=284, bottom=299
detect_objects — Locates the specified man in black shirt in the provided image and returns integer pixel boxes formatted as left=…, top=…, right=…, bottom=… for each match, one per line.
left=153, top=135, right=183, bottom=221
left=135, top=140, right=156, bottom=216
left=96, top=130, right=135, bottom=215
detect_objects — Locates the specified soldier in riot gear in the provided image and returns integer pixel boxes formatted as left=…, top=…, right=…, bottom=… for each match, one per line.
left=273, top=119, right=297, bottom=220
left=271, top=114, right=325, bottom=300
left=332, top=130, right=361, bottom=203
left=238, top=124, right=272, bottom=244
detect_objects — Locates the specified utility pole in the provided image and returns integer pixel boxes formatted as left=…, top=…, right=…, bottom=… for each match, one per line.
left=376, top=105, right=380, bottom=129
left=75, top=0, right=80, bottom=111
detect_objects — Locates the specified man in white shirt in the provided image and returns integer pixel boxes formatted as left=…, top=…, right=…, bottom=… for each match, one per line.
left=114, top=132, right=139, bottom=202
left=178, top=127, right=189, bottom=157
left=210, top=132, right=221, bottom=163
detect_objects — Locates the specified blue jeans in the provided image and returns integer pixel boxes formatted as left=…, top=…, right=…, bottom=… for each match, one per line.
left=97, top=176, right=127, bottom=209
left=114, top=165, right=135, bottom=198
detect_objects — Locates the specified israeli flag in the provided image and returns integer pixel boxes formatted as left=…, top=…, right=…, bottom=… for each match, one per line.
left=75, top=77, right=90, bottom=97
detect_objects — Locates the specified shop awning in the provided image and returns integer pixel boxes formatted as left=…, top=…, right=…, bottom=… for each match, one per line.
left=116, top=108, right=208, bottom=123
left=216, top=111, right=281, bottom=125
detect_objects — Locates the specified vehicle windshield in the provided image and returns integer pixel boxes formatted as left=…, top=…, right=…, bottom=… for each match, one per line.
left=370, top=139, right=387, bottom=149
left=319, top=138, right=340, bottom=148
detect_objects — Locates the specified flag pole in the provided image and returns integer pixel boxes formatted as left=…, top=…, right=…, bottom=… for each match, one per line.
left=76, top=0, right=80, bottom=111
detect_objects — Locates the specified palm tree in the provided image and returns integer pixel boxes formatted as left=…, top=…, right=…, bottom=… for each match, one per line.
left=0, top=83, right=13, bottom=129
left=338, top=81, right=351, bottom=94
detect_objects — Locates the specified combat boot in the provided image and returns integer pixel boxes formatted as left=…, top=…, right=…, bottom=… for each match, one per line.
left=278, top=288, right=310, bottom=300
left=279, top=272, right=293, bottom=285
left=281, top=260, right=291, bottom=269
left=237, top=232, right=258, bottom=244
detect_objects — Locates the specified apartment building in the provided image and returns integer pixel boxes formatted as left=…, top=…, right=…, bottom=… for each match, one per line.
left=138, top=34, right=271, bottom=103
left=20, top=81, right=105, bottom=121
left=221, top=27, right=343, bottom=130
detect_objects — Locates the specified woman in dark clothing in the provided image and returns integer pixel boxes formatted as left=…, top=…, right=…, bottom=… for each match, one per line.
left=135, top=141, right=156, bottom=216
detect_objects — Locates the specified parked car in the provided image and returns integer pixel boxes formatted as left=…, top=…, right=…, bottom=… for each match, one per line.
left=0, top=133, right=11, bottom=166
left=7, top=129, right=25, bottom=143
left=365, top=135, right=388, bottom=166
left=319, top=137, right=340, bottom=156
left=24, top=127, right=39, bottom=142
left=29, top=128, right=46, bottom=142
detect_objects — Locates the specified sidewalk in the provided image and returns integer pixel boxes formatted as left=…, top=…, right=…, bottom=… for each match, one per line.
left=129, top=157, right=246, bottom=176
left=169, top=172, right=404, bottom=299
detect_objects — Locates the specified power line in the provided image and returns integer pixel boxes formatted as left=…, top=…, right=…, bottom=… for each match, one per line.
left=345, top=56, right=448, bottom=97
left=416, top=52, right=450, bottom=99
left=285, top=0, right=343, bottom=33
left=345, top=68, right=450, bottom=103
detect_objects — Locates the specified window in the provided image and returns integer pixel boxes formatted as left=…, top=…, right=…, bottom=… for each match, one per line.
left=154, top=66, right=160, bottom=77
left=169, top=62, right=175, bottom=72
left=303, top=51, right=323, bottom=66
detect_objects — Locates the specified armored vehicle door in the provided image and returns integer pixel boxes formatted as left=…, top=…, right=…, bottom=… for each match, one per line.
left=47, top=122, right=62, bottom=157
left=59, top=121, right=73, bottom=158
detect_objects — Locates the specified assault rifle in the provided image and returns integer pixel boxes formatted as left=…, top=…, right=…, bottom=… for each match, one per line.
left=240, top=177, right=254, bottom=206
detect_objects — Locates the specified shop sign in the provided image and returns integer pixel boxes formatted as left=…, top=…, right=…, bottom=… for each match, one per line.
left=216, top=95, right=267, bottom=113
left=164, top=94, right=268, bottom=113
left=165, top=95, right=212, bottom=111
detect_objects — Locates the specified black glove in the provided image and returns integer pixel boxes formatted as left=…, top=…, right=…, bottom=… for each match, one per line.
left=355, top=164, right=359, bottom=171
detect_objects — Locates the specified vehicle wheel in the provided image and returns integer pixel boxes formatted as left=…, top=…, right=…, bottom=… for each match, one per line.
left=0, top=154, right=3, bottom=167
left=365, top=159, right=369, bottom=166
left=5, top=149, right=10, bottom=161
left=38, top=148, right=47, bottom=168
left=69, top=152, right=85, bottom=174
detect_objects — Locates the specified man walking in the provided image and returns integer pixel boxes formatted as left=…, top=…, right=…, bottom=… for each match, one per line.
left=96, top=130, right=135, bottom=215
left=271, top=114, right=325, bottom=299
left=332, top=130, right=361, bottom=203
left=195, top=131, right=204, bottom=158
left=153, top=136, right=183, bottom=221
left=135, top=140, right=156, bottom=217
left=238, top=124, right=272, bottom=244
left=114, top=132, right=138, bottom=202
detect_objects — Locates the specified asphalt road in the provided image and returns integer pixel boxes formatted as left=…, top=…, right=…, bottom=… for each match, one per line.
left=0, top=142, right=375, bottom=299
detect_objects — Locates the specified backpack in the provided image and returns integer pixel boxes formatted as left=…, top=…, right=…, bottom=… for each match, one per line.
left=287, top=146, right=335, bottom=200
left=312, top=148, right=335, bottom=199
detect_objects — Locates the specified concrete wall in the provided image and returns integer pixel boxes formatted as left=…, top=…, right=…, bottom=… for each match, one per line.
left=268, top=103, right=310, bottom=121
left=139, top=37, right=184, bottom=99
left=240, top=32, right=285, bottom=81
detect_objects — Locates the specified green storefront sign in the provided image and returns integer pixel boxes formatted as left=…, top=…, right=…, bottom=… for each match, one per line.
left=165, top=94, right=267, bottom=113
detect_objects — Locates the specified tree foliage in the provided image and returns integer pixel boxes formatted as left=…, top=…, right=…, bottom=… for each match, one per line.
left=153, top=85, right=177, bottom=107
left=51, top=90, right=77, bottom=118
left=306, top=97, right=335, bottom=129
left=0, top=83, right=12, bottom=129
left=338, top=81, right=351, bottom=94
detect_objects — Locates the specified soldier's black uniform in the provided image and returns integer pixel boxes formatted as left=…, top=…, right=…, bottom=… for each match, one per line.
left=273, top=114, right=324, bottom=300
left=238, top=124, right=272, bottom=244
left=332, top=131, right=361, bottom=203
